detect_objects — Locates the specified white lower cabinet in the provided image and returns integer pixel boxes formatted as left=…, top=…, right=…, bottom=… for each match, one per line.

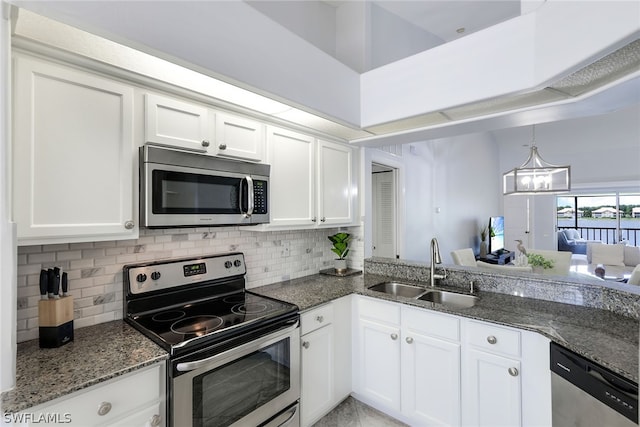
left=300, top=296, right=351, bottom=426
left=20, top=363, right=165, bottom=427
left=352, top=296, right=551, bottom=427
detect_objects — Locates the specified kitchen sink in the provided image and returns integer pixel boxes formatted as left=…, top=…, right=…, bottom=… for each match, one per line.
left=368, top=282, right=427, bottom=298
left=417, top=290, right=478, bottom=308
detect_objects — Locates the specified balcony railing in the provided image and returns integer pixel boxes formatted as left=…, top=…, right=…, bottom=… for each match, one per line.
left=558, top=226, right=640, bottom=246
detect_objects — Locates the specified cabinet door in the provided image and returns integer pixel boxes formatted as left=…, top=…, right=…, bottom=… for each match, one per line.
left=403, top=331, right=461, bottom=426
left=13, top=54, right=137, bottom=244
left=355, top=318, right=401, bottom=412
left=317, top=140, right=353, bottom=225
left=464, top=349, right=522, bottom=427
left=145, top=93, right=210, bottom=152
left=266, top=127, right=315, bottom=226
left=301, top=325, right=334, bottom=426
left=215, top=113, right=264, bottom=162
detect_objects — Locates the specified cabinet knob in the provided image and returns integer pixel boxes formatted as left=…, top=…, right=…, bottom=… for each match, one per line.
left=406, top=337, right=414, bottom=344
left=487, top=335, right=497, bottom=345
left=320, top=217, right=326, bottom=222
left=302, top=341, right=310, bottom=349
left=219, top=143, right=227, bottom=150
left=390, top=333, right=398, bottom=341
left=149, top=414, right=162, bottom=427
left=508, top=367, right=519, bottom=377
left=124, top=221, right=135, bottom=230
left=97, top=401, right=112, bottom=416
left=201, top=140, right=210, bottom=147
left=316, top=315, right=324, bottom=323
left=311, top=217, right=317, bottom=222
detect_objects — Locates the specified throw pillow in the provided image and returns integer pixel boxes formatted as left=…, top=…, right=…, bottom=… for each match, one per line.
left=586, top=242, right=602, bottom=264
left=623, top=245, right=640, bottom=267
left=591, top=244, right=625, bottom=266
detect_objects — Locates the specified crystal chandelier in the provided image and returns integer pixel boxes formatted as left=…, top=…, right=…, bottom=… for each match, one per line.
left=503, top=125, right=571, bottom=195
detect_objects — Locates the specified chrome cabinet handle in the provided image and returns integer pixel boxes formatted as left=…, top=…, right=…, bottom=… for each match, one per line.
left=320, top=217, right=326, bottom=222
left=406, top=337, right=414, bottom=344
left=201, top=140, right=210, bottom=147
left=487, top=335, right=497, bottom=344
left=390, top=333, right=398, bottom=341
left=219, top=143, right=227, bottom=150
left=124, top=221, right=134, bottom=230
left=508, top=367, right=519, bottom=377
left=316, top=315, right=324, bottom=323
left=97, top=402, right=112, bottom=416
left=311, top=217, right=317, bottom=222
left=149, top=414, right=162, bottom=427
left=302, top=341, right=310, bottom=349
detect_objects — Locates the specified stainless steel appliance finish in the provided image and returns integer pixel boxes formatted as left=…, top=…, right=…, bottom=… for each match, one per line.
left=140, top=144, right=269, bottom=228
left=123, top=253, right=299, bottom=427
left=550, top=342, right=638, bottom=427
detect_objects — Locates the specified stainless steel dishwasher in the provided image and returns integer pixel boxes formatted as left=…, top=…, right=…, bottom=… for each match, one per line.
left=551, top=342, right=638, bottom=426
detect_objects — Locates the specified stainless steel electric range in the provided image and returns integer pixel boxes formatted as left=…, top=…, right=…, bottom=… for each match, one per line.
left=123, top=253, right=300, bottom=427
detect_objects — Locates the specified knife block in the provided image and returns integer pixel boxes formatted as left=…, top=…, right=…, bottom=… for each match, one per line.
left=38, top=296, right=74, bottom=348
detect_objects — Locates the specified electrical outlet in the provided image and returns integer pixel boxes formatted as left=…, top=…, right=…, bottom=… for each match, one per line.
left=282, top=242, right=290, bottom=257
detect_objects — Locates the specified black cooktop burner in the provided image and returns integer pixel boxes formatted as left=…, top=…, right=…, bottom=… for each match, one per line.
left=130, top=291, right=296, bottom=350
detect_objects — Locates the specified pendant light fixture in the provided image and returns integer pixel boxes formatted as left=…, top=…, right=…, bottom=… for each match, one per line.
left=503, top=125, right=570, bottom=195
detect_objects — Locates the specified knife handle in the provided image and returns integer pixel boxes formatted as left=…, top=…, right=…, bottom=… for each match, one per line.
left=39, top=270, right=48, bottom=300
left=47, top=269, right=55, bottom=298
left=52, top=267, right=61, bottom=299
left=61, top=272, right=68, bottom=296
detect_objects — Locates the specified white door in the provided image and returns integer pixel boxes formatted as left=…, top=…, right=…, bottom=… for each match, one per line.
left=464, top=349, right=522, bottom=427
left=300, top=325, right=334, bottom=426
left=145, top=93, right=210, bottom=152
left=372, top=169, right=397, bottom=258
left=317, top=140, right=353, bottom=226
left=214, top=113, right=264, bottom=162
left=355, top=318, right=402, bottom=411
left=504, top=195, right=532, bottom=254
left=266, top=127, right=315, bottom=227
left=13, top=54, right=136, bottom=244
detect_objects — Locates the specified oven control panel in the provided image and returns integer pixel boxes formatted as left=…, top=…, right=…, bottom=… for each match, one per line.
left=126, top=253, right=246, bottom=295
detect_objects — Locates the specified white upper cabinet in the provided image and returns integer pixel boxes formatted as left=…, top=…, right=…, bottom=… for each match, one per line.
left=317, top=140, right=353, bottom=226
left=12, top=53, right=137, bottom=245
left=266, top=127, right=356, bottom=229
left=214, top=112, right=264, bottom=162
left=266, top=127, right=315, bottom=227
left=145, top=94, right=265, bottom=162
left=144, top=93, right=211, bottom=152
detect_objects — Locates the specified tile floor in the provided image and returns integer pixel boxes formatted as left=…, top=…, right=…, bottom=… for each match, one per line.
left=313, top=396, right=408, bottom=427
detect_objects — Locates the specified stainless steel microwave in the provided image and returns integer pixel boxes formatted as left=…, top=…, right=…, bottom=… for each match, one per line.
left=140, top=145, right=269, bottom=228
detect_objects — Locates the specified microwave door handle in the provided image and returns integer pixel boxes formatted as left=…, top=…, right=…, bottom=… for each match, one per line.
left=242, top=176, right=254, bottom=218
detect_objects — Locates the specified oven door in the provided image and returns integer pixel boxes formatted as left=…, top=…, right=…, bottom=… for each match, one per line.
left=172, top=323, right=300, bottom=427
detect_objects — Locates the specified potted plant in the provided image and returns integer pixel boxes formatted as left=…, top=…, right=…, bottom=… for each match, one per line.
left=526, top=253, right=554, bottom=273
left=328, top=232, right=351, bottom=273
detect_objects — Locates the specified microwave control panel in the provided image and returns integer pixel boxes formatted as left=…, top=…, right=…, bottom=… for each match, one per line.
left=254, top=180, right=267, bottom=214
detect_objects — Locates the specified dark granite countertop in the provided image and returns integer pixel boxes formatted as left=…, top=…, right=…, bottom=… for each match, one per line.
left=1, top=320, right=168, bottom=413
left=252, top=272, right=639, bottom=383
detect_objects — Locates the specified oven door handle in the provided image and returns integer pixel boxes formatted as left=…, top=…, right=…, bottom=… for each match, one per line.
left=262, top=403, right=299, bottom=427
left=176, top=321, right=299, bottom=372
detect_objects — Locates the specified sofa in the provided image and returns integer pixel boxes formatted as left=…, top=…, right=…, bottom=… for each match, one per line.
left=584, top=242, right=640, bottom=278
left=557, top=229, right=601, bottom=254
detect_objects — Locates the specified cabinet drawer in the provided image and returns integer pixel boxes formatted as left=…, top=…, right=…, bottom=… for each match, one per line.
left=36, top=364, right=162, bottom=426
left=403, top=306, right=460, bottom=342
left=301, top=303, right=334, bottom=335
left=357, top=296, right=401, bottom=325
left=466, top=320, right=521, bottom=358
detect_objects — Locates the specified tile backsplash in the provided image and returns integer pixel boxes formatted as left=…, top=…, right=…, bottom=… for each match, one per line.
left=16, top=226, right=363, bottom=343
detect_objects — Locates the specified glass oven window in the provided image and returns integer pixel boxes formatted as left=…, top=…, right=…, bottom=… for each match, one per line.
left=152, top=170, right=240, bottom=214
left=192, top=338, right=291, bottom=427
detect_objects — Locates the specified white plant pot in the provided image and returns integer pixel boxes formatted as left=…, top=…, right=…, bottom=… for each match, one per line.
left=334, top=259, right=347, bottom=274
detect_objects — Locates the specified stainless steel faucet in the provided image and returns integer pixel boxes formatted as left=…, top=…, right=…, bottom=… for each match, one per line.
left=430, top=237, right=446, bottom=287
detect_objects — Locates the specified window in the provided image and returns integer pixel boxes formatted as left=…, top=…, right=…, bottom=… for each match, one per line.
left=557, top=192, right=640, bottom=246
